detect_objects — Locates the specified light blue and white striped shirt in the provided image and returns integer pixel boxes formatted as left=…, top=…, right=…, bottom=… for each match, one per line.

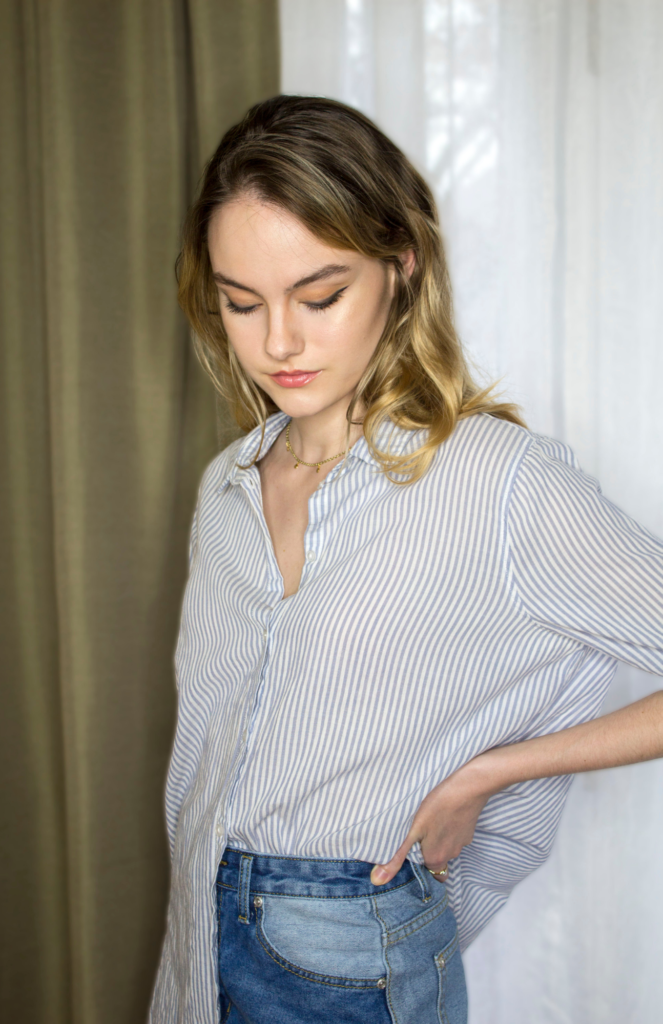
left=150, top=411, right=663, bottom=1023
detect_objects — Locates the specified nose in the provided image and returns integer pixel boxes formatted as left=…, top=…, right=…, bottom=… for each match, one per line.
left=264, top=302, right=305, bottom=364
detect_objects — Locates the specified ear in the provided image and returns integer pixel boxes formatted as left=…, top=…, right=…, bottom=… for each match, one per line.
left=400, top=249, right=416, bottom=280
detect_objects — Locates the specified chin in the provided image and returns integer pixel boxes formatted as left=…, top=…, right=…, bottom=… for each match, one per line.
left=261, top=384, right=334, bottom=420
left=270, top=396, right=330, bottom=420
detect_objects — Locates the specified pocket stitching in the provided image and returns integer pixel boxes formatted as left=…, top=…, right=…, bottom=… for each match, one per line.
left=255, top=904, right=384, bottom=990
left=373, top=901, right=400, bottom=1024
left=382, top=890, right=449, bottom=947
left=436, top=931, right=461, bottom=1024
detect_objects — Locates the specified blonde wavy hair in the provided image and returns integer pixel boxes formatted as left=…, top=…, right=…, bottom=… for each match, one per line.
left=177, top=95, right=524, bottom=483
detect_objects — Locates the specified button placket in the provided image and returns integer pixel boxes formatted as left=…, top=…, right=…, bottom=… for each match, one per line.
left=240, top=469, right=286, bottom=600
left=209, top=420, right=296, bottom=851
left=302, top=488, right=328, bottom=576
left=222, top=605, right=277, bottom=836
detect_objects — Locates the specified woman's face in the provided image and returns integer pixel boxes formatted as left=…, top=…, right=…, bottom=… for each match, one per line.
left=207, top=195, right=398, bottom=422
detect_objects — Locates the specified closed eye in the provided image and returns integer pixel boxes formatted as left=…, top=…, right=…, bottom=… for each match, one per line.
left=223, top=298, right=261, bottom=316
left=223, top=285, right=348, bottom=316
left=304, top=286, right=347, bottom=312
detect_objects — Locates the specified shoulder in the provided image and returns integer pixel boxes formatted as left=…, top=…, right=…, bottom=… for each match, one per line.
left=511, top=430, right=601, bottom=506
left=431, top=413, right=533, bottom=485
left=427, top=415, right=595, bottom=515
left=442, top=413, right=532, bottom=462
left=443, top=414, right=583, bottom=478
left=502, top=429, right=609, bottom=540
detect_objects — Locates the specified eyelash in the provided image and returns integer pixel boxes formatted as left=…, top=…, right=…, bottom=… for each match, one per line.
left=306, top=287, right=347, bottom=313
left=223, top=300, right=259, bottom=316
left=223, top=287, right=347, bottom=317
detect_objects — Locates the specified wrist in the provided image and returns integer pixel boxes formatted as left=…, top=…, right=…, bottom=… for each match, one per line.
left=459, top=746, right=517, bottom=798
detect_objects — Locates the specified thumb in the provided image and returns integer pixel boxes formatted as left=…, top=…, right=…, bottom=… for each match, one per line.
left=370, top=831, right=418, bottom=886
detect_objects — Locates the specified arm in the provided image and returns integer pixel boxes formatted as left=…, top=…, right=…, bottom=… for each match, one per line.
left=371, top=689, right=663, bottom=884
left=372, top=441, right=663, bottom=887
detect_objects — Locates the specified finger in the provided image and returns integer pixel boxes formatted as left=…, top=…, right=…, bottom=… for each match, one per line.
left=420, top=836, right=454, bottom=874
left=425, top=862, right=449, bottom=882
left=421, top=843, right=451, bottom=873
left=370, top=832, right=418, bottom=886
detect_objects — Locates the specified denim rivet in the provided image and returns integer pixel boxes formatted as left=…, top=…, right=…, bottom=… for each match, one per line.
left=377, top=977, right=386, bottom=990
left=253, top=896, right=263, bottom=908
left=436, top=953, right=445, bottom=968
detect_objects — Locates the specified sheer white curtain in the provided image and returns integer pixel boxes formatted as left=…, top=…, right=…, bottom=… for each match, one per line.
left=280, top=2, right=663, bottom=1021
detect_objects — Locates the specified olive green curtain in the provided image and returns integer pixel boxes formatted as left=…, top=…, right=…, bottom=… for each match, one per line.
left=0, top=3, right=279, bottom=1022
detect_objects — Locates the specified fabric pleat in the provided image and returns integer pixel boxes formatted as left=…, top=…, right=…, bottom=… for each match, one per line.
left=0, top=3, right=279, bottom=1023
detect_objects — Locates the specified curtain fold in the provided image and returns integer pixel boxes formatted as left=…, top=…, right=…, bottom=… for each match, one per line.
left=0, top=3, right=279, bottom=1022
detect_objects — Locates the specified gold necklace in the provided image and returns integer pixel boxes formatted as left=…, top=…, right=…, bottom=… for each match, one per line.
left=285, top=423, right=346, bottom=473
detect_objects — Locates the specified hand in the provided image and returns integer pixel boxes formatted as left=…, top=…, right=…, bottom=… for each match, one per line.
left=370, top=756, right=494, bottom=885
left=372, top=690, right=663, bottom=887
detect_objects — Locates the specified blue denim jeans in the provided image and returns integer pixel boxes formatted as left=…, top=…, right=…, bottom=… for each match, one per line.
left=215, top=848, right=467, bottom=1024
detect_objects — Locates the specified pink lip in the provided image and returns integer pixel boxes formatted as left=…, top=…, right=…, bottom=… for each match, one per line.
left=269, top=370, right=322, bottom=388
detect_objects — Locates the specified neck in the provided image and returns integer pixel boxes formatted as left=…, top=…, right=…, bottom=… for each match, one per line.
left=287, top=398, right=364, bottom=464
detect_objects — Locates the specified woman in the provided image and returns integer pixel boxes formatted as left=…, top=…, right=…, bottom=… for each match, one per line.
left=150, top=96, right=663, bottom=1024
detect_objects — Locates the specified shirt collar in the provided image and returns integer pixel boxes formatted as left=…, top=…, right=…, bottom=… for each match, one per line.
left=219, top=412, right=422, bottom=488
left=221, top=413, right=290, bottom=488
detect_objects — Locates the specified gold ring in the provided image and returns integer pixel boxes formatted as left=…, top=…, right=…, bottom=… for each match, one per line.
left=427, top=866, right=448, bottom=877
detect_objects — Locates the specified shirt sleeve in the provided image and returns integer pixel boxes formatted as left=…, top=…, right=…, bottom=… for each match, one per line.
left=506, top=436, right=663, bottom=674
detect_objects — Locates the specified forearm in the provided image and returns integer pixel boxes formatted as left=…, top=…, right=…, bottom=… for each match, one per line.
left=373, top=690, right=663, bottom=882
left=468, top=689, right=663, bottom=797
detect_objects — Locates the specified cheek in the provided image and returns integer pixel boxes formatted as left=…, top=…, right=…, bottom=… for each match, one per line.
left=327, top=295, right=389, bottom=365
left=221, top=313, right=261, bottom=363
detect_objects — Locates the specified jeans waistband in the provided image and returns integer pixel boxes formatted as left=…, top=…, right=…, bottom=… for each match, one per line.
left=216, top=847, right=432, bottom=901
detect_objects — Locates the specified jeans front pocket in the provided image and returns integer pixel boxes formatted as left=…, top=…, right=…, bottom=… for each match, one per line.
left=373, top=883, right=467, bottom=1024
left=256, top=894, right=386, bottom=989
left=435, top=930, right=467, bottom=1024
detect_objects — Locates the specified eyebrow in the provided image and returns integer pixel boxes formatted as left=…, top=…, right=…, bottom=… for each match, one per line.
left=212, top=263, right=351, bottom=296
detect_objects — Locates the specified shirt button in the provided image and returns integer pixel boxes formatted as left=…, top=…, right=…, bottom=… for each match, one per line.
left=306, top=550, right=315, bottom=563
left=263, top=628, right=268, bottom=639
left=242, top=729, right=247, bottom=742
left=215, top=822, right=224, bottom=837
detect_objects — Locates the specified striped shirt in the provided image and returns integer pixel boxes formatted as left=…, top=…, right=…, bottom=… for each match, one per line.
left=150, top=411, right=663, bottom=1023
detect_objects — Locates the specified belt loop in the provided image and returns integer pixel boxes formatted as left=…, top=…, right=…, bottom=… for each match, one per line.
left=410, top=859, right=432, bottom=902
left=238, top=854, right=254, bottom=923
